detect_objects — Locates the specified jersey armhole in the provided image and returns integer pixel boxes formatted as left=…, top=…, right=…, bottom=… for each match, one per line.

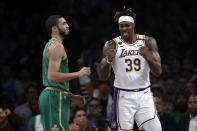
left=137, top=34, right=147, bottom=46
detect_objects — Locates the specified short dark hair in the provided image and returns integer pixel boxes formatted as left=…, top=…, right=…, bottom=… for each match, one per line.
left=45, top=15, right=63, bottom=33
left=114, top=8, right=136, bottom=23
left=73, top=106, right=86, bottom=118
left=0, top=94, right=14, bottom=111
left=25, top=83, right=38, bottom=93
left=88, top=97, right=101, bottom=105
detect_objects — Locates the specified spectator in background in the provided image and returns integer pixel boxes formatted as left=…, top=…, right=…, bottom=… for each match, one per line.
left=14, top=84, right=39, bottom=122
left=178, top=92, right=197, bottom=131
left=27, top=99, right=42, bottom=131
left=163, top=95, right=176, bottom=115
left=176, top=77, right=187, bottom=93
left=0, top=94, right=24, bottom=131
left=27, top=98, right=42, bottom=131
left=29, top=98, right=40, bottom=117
left=27, top=114, right=43, bottom=131
left=163, top=77, right=177, bottom=99
left=87, top=98, right=110, bottom=131
left=184, top=82, right=196, bottom=97
left=93, top=81, right=113, bottom=120
left=0, top=64, right=23, bottom=103
left=154, top=95, right=178, bottom=131
left=171, top=92, right=189, bottom=125
left=69, top=107, right=93, bottom=131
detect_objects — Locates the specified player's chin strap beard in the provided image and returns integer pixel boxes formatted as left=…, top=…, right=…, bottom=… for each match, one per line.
left=59, top=30, right=67, bottom=38
left=58, top=27, right=67, bottom=38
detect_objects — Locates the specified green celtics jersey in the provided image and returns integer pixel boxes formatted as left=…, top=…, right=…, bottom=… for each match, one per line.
left=42, top=38, right=69, bottom=90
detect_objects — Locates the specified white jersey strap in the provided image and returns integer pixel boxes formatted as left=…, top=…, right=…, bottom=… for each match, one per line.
left=136, top=34, right=145, bottom=40
left=137, top=34, right=147, bottom=46
left=113, top=37, right=123, bottom=45
left=113, top=35, right=145, bottom=43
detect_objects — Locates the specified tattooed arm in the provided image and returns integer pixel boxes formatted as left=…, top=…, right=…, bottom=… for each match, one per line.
left=98, top=40, right=116, bottom=81
left=139, top=36, right=162, bottom=77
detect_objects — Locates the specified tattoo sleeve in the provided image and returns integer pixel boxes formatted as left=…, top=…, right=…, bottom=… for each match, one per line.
left=98, top=40, right=116, bottom=81
left=145, top=37, right=162, bottom=77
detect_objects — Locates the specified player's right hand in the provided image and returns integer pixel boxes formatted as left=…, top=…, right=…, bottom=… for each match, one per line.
left=78, top=67, right=91, bottom=77
left=70, top=95, right=86, bottom=107
left=105, top=49, right=116, bottom=62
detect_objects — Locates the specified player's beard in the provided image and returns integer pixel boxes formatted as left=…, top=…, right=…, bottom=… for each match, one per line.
left=58, top=27, right=68, bottom=38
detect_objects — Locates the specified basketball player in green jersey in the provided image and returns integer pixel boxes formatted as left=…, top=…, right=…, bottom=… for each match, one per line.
left=39, top=15, right=91, bottom=131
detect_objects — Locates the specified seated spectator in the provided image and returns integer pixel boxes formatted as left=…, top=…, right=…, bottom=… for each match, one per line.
left=27, top=114, right=43, bottom=131
left=163, top=77, right=177, bottom=99
left=163, top=95, right=176, bottom=115
left=178, top=92, right=197, bottom=131
left=184, top=82, right=195, bottom=97
left=14, top=83, right=39, bottom=122
left=0, top=94, right=24, bottom=131
left=93, top=81, right=113, bottom=120
left=27, top=97, right=42, bottom=131
left=69, top=107, right=93, bottom=131
left=176, top=77, right=187, bottom=93
left=154, top=95, right=178, bottom=131
left=171, top=92, right=189, bottom=125
left=87, top=98, right=110, bottom=131
left=29, top=98, right=40, bottom=116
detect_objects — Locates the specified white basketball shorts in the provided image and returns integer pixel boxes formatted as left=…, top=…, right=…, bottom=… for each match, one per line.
left=111, top=87, right=160, bottom=131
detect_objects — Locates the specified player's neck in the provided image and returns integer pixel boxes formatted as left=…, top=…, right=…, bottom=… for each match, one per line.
left=122, top=33, right=136, bottom=44
left=51, top=34, right=63, bottom=44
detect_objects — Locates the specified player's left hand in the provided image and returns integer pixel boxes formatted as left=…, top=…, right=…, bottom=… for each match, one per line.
left=139, top=46, right=152, bottom=61
left=70, top=95, right=85, bottom=107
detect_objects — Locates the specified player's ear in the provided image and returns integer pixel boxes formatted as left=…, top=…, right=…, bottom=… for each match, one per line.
left=52, top=26, right=58, bottom=32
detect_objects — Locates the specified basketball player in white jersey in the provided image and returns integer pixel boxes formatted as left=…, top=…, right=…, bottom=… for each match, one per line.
left=98, top=8, right=162, bottom=131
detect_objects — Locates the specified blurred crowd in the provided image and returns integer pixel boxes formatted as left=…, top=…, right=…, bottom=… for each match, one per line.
left=0, top=0, right=197, bottom=131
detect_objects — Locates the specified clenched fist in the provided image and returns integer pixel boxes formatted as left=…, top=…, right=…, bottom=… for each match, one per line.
left=104, top=49, right=116, bottom=63
left=139, top=46, right=152, bottom=61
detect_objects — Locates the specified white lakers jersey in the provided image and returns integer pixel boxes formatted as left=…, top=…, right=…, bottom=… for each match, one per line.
left=112, top=34, right=150, bottom=89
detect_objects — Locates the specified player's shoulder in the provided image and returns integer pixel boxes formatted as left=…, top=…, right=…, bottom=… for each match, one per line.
left=104, top=39, right=116, bottom=49
left=47, top=42, right=65, bottom=58
left=143, top=35, right=158, bottom=50
left=48, top=41, right=64, bottom=50
left=135, top=34, right=154, bottom=40
left=143, top=35, right=156, bottom=41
